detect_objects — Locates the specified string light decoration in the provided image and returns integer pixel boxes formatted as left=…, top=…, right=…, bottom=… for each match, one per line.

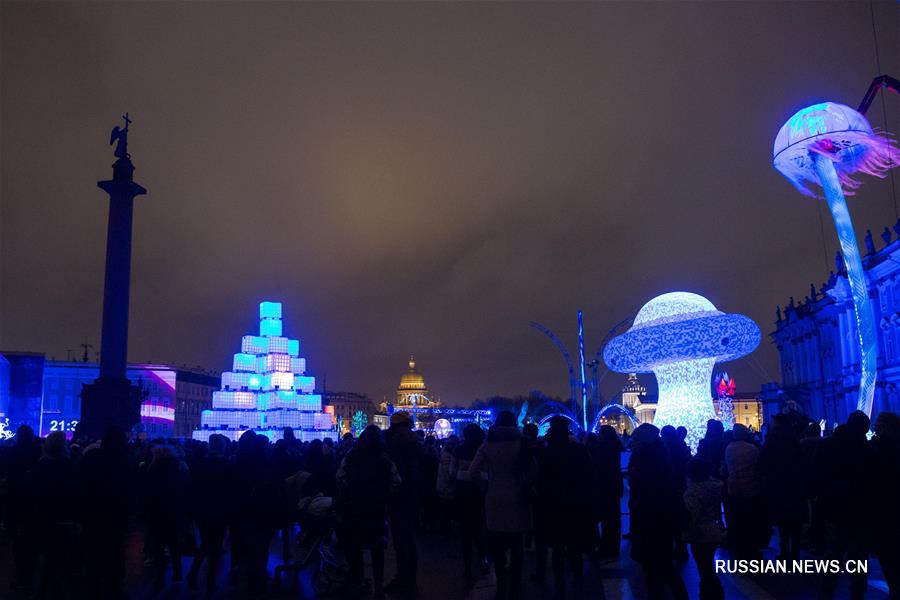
left=351, top=410, right=368, bottom=437
left=603, top=292, right=760, bottom=451
left=774, top=102, right=899, bottom=417
left=0, top=418, right=13, bottom=441
left=192, top=301, right=335, bottom=442
left=714, top=372, right=736, bottom=430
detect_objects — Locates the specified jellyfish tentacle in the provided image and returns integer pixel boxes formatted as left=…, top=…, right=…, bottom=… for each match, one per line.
left=810, top=133, right=900, bottom=195
left=813, top=153, right=877, bottom=417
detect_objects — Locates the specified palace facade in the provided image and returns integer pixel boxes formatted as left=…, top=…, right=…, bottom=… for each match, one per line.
left=772, top=222, right=900, bottom=425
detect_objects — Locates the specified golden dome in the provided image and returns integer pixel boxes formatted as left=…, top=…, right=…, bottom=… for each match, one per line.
left=398, top=355, right=427, bottom=391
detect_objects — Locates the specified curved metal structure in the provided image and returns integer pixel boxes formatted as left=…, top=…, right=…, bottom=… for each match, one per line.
left=537, top=411, right=582, bottom=437
left=530, top=321, right=579, bottom=414
left=591, top=317, right=634, bottom=408
left=589, top=401, right=639, bottom=434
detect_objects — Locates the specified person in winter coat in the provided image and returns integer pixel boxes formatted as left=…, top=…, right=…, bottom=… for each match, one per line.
left=696, top=419, right=726, bottom=476
left=187, top=433, right=232, bottom=594
left=628, top=424, right=688, bottom=600
left=871, top=411, right=900, bottom=598
left=815, top=412, right=873, bottom=600
left=683, top=459, right=725, bottom=600
left=4, top=424, right=41, bottom=592
left=724, top=424, right=763, bottom=559
left=435, top=435, right=459, bottom=530
left=28, top=431, right=76, bottom=598
left=384, top=411, right=424, bottom=597
left=145, top=444, right=191, bottom=588
left=585, top=426, right=624, bottom=560
left=535, top=416, right=593, bottom=599
left=451, top=424, right=488, bottom=589
left=230, top=431, right=281, bottom=596
left=336, top=425, right=401, bottom=599
left=468, top=411, right=536, bottom=600
left=760, top=413, right=806, bottom=560
left=661, top=425, right=692, bottom=561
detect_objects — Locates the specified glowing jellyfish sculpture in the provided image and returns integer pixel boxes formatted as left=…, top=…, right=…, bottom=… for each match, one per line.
left=774, top=102, right=900, bottom=417
left=433, top=418, right=452, bottom=439
left=603, top=292, right=761, bottom=451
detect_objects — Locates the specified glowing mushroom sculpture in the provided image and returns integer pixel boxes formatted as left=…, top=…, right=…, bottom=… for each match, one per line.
left=603, top=292, right=761, bottom=451
left=773, top=102, right=899, bottom=417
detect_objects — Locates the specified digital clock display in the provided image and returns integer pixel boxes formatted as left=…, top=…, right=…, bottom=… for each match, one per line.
left=41, top=417, right=79, bottom=438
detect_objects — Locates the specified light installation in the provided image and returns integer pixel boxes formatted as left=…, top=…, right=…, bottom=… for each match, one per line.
left=537, top=412, right=580, bottom=438
left=603, top=292, right=760, bottom=451
left=0, top=418, right=13, bottom=441
left=773, top=102, right=899, bottom=418
left=714, top=372, right=736, bottom=430
left=529, top=311, right=602, bottom=432
left=433, top=418, right=452, bottom=439
left=589, top=403, right=639, bottom=435
left=577, top=310, right=588, bottom=432
left=192, top=301, right=334, bottom=442
left=351, top=410, right=368, bottom=437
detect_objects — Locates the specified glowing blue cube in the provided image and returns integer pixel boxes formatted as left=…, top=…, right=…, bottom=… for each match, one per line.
left=259, top=301, right=282, bottom=319
left=233, top=353, right=257, bottom=372
left=260, top=318, right=283, bottom=337
left=241, top=336, right=268, bottom=354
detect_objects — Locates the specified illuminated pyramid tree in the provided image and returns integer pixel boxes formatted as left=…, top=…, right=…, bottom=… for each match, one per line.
left=192, top=301, right=335, bottom=442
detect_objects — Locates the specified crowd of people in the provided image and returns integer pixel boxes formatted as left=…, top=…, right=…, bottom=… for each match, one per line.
left=0, top=407, right=898, bottom=600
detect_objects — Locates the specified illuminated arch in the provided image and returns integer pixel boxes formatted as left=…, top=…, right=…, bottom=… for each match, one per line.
left=589, top=403, right=639, bottom=435
left=537, top=412, right=581, bottom=437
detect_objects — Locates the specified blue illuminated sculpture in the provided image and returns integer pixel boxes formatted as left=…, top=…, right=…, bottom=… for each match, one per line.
left=603, top=292, right=760, bottom=450
left=192, top=301, right=335, bottom=442
left=774, top=102, right=899, bottom=417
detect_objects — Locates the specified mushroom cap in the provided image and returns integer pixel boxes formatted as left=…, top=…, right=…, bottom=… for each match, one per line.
left=603, top=292, right=761, bottom=373
left=773, top=102, right=895, bottom=197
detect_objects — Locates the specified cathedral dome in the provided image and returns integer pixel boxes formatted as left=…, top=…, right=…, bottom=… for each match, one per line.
left=398, top=356, right=426, bottom=390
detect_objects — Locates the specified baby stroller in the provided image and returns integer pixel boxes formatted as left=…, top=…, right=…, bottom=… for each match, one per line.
left=275, top=471, right=344, bottom=590
left=312, top=526, right=353, bottom=597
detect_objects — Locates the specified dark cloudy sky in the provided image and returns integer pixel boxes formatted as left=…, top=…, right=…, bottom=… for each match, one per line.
left=2, top=1, right=898, bottom=405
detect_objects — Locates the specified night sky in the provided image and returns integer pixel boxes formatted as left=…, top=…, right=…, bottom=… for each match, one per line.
left=2, top=2, right=898, bottom=405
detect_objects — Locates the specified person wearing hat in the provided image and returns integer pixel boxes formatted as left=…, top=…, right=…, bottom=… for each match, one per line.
left=384, top=411, right=423, bottom=597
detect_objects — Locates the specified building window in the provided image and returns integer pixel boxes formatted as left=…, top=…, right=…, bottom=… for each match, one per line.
left=887, top=332, right=895, bottom=363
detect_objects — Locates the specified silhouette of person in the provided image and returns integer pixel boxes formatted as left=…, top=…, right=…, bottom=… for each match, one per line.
left=761, top=413, right=806, bottom=560
left=589, top=426, right=624, bottom=559
left=29, top=431, right=76, bottom=598
left=536, top=416, right=593, bottom=598
left=78, top=426, right=134, bottom=600
left=144, top=444, right=190, bottom=588
left=187, top=433, right=231, bottom=594
left=451, top=423, right=488, bottom=589
left=384, top=411, right=423, bottom=597
left=683, top=458, right=725, bottom=600
left=468, top=411, right=535, bottom=600
left=336, top=425, right=401, bottom=599
left=870, top=411, right=900, bottom=597
left=628, top=424, right=688, bottom=600
left=815, top=411, right=873, bottom=600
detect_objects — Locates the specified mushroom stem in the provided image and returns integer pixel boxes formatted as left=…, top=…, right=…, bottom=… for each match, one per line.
left=651, top=358, right=717, bottom=452
left=812, top=153, right=877, bottom=418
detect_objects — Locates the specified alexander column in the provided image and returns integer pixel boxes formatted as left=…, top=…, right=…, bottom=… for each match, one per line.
left=80, top=114, right=147, bottom=438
